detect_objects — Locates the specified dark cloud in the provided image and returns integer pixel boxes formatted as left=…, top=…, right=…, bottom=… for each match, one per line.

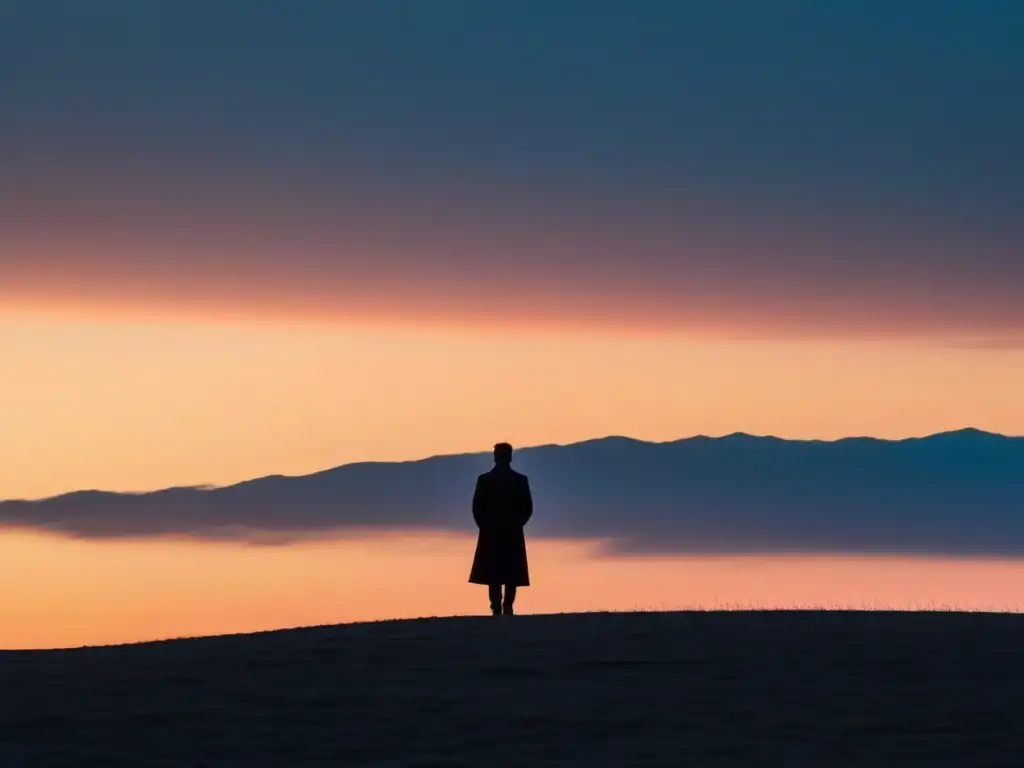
left=2, top=1, right=1021, bottom=211
left=1, top=1, right=1021, bottom=335
left=3, top=430, right=1023, bottom=557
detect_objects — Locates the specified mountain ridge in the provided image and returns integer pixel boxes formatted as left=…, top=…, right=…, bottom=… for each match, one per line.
left=2, top=428, right=1021, bottom=555
left=11, top=427, right=1015, bottom=503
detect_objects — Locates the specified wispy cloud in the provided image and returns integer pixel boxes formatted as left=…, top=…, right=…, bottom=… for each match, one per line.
left=942, top=338, right=1024, bottom=351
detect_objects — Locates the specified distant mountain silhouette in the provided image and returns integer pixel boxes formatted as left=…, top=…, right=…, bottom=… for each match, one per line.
left=2, top=429, right=1023, bottom=555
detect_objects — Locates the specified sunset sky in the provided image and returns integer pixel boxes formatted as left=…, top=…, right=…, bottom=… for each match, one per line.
left=2, top=1, right=1023, bottom=501
left=2, top=1, right=1024, bottom=649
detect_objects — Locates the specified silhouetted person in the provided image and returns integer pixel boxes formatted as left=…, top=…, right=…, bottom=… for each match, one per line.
left=468, top=442, right=533, bottom=616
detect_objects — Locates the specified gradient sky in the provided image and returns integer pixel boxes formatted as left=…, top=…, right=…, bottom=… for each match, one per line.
left=2, top=1, right=1023, bottom=499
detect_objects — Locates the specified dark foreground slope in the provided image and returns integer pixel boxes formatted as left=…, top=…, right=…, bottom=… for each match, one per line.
left=1, top=611, right=1023, bottom=767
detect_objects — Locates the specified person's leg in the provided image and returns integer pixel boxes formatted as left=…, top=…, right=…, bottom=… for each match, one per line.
left=488, top=584, right=502, bottom=615
left=502, top=585, right=517, bottom=615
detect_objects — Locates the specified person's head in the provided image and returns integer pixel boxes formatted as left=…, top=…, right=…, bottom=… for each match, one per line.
left=493, top=442, right=513, bottom=466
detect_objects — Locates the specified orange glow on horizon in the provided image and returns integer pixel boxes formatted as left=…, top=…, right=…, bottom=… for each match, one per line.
left=2, top=530, right=1023, bottom=650
left=2, top=313, right=1022, bottom=501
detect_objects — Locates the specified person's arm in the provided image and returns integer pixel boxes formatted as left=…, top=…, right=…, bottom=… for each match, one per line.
left=472, top=476, right=486, bottom=528
left=520, top=476, right=533, bottom=526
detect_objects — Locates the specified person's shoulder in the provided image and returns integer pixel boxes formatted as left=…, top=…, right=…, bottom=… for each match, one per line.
left=511, top=468, right=529, bottom=481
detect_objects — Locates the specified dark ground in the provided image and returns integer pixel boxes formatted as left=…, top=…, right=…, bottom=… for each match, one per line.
left=1, top=611, right=1023, bottom=766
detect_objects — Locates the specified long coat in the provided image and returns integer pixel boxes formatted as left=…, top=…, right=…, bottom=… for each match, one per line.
left=468, top=465, right=533, bottom=587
